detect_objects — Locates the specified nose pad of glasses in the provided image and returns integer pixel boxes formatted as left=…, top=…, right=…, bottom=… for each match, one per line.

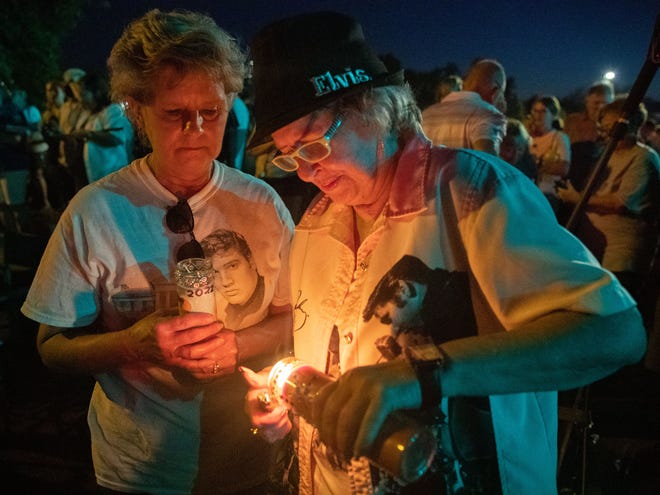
left=176, top=239, right=205, bottom=262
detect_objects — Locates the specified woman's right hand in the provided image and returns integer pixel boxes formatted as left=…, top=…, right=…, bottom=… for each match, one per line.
left=241, top=365, right=292, bottom=443
left=539, top=151, right=569, bottom=177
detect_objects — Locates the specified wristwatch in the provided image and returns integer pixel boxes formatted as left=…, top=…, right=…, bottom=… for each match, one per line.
left=404, top=344, right=447, bottom=409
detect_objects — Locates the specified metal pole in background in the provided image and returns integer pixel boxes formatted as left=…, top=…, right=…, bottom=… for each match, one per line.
left=564, top=14, right=660, bottom=232
left=557, top=15, right=660, bottom=495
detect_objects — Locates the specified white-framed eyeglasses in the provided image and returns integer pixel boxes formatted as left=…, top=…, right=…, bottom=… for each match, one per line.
left=271, top=114, right=343, bottom=172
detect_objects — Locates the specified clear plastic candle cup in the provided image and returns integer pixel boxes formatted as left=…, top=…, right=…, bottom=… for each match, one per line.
left=174, top=257, right=216, bottom=315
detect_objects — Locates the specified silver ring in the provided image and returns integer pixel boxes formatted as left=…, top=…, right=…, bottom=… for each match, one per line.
left=211, top=362, right=220, bottom=374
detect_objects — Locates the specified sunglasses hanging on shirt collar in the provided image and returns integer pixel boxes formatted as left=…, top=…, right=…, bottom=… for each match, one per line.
left=165, top=198, right=205, bottom=262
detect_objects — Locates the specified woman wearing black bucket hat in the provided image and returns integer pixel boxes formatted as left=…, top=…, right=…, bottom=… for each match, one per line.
left=243, top=10, right=646, bottom=495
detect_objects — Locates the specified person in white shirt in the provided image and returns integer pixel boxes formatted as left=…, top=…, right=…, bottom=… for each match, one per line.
left=527, top=94, right=571, bottom=217
left=421, top=59, right=507, bottom=155
left=22, top=10, right=294, bottom=495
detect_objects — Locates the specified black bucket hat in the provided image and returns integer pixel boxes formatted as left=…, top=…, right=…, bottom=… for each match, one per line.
left=248, top=11, right=404, bottom=150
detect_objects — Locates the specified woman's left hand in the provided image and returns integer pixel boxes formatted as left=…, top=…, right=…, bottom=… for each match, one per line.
left=241, top=366, right=292, bottom=442
left=173, top=325, right=238, bottom=381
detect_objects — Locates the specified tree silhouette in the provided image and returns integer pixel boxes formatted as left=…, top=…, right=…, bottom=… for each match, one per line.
left=405, top=63, right=461, bottom=111
left=504, top=76, right=524, bottom=120
left=0, top=0, right=86, bottom=106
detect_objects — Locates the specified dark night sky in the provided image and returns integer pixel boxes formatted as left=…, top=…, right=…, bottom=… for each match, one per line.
left=62, top=0, right=660, bottom=102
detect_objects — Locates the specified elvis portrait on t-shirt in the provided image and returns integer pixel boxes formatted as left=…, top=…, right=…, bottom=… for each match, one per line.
left=200, top=228, right=264, bottom=330
left=363, top=255, right=477, bottom=362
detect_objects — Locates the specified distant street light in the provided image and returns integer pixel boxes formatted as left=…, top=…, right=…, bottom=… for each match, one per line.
left=604, top=71, right=616, bottom=81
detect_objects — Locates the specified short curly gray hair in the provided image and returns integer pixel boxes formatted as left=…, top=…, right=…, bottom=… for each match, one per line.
left=332, top=85, right=422, bottom=140
left=107, top=9, right=247, bottom=106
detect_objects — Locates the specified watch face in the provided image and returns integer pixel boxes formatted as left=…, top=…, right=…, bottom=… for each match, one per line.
left=407, top=343, right=444, bottom=363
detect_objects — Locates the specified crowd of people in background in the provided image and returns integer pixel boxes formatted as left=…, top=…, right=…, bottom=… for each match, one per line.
left=414, top=63, right=659, bottom=325
left=1, top=37, right=659, bottom=323
left=2, top=59, right=659, bottom=227
left=2, top=51, right=659, bottom=314
left=1, top=68, right=136, bottom=228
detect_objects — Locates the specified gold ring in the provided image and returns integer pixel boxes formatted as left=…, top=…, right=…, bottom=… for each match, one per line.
left=257, top=391, right=272, bottom=409
left=211, top=362, right=220, bottom=374
left=250, top=426, right=259, bottom=436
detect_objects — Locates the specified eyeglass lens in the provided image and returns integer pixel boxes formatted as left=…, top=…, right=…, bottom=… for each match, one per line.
left=297, top=141, right=330, bottom=161
left=272, top=114, right=343, bottom=172
left=165, top=199, right=204, bottom=262
left=272, top=140, right=330, bottom=171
